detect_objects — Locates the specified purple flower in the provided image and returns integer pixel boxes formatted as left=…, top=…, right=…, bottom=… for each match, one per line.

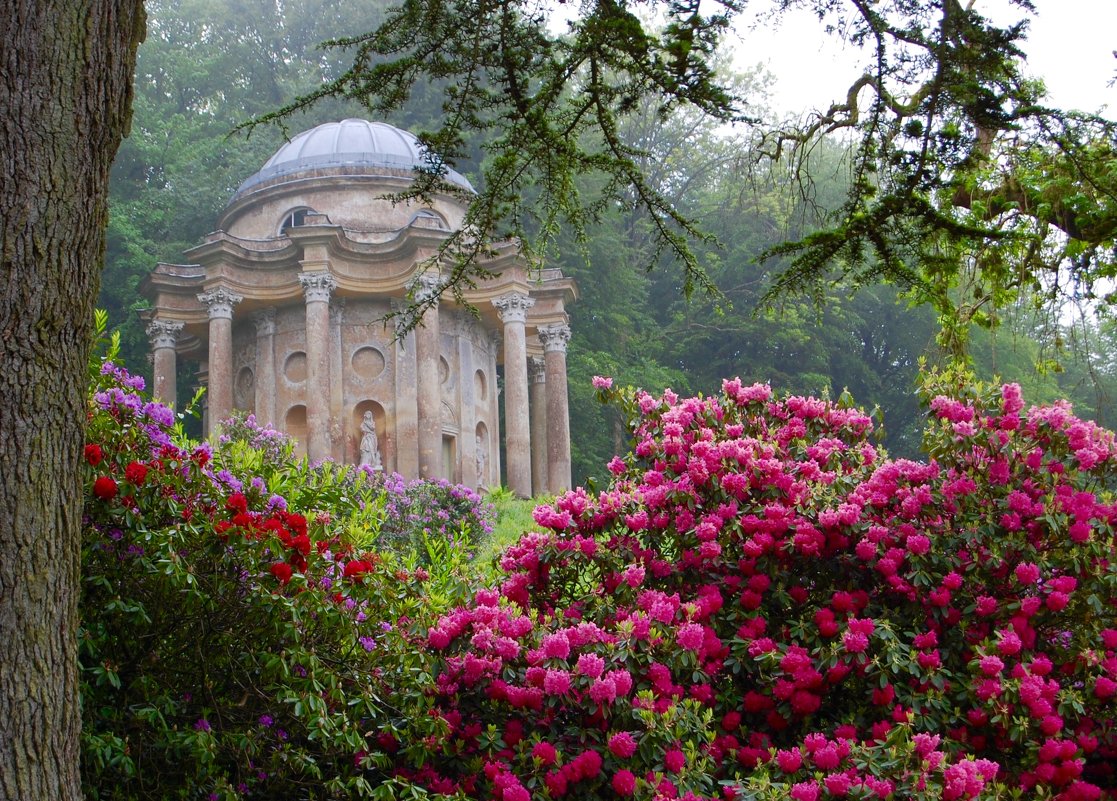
left=214, top=470, right=243, bottom=492
left=360, top=636, right=377, bottom=651
left=194, top=718, right=211, bottom=732
left=258, top=714, right=274, bottom=727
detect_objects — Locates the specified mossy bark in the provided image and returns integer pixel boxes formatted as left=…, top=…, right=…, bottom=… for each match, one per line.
left=0, top=1, right=145, bottom=798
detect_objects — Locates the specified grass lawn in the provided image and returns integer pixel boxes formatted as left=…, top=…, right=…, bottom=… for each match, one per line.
left=476, top=488, right=546, bottom=567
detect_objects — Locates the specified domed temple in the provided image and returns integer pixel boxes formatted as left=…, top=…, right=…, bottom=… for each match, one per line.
left=142, top=119, right=577, bottom=496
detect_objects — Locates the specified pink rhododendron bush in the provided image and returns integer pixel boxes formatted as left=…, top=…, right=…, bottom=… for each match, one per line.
left=392, top=376, right=1117, bottom=801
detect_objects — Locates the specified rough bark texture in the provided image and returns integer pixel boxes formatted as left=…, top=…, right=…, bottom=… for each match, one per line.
left=0, top=2, right=145, bottom=799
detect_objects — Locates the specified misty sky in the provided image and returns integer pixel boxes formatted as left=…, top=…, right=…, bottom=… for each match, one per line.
left=734, top=0, right=1116, bottom=117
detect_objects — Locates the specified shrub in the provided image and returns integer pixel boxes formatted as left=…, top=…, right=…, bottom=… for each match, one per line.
left=211, top=412, right=494, bottom=562
left=80, top=363, right=473, bottom=799
left=381, top=376, right=1117, bottom=801
left=218, top=411, right=296, bottom=465
left=374, top=472, right=495, bottom=560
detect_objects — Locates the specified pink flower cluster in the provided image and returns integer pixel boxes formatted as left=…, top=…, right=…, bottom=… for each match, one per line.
left=381, top=378, right=1117, bottom=801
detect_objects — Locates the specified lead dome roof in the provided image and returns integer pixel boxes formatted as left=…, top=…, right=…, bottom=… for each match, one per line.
left=232, top=119, right=474, bottom=199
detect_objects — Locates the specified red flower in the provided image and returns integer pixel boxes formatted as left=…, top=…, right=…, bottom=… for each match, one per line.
left=283, top=512, right=308, bottom=536
left=92, top=476, right=118, bottom=501
left=269, top=562, right=293, bottom=584
left=84, top=444, right=103, bottom=466
left=226, top=492, right=248, bottom=515
left=124, top=461, right=148, bottom=486
left=343, top=560, right=373, bottom=578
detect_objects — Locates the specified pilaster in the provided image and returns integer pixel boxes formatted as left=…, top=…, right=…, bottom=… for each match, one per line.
left=489, top=330, right=503, bottom=486
left=329, top=298, right=346, bottom=460
left=392, top=299, right=419, bottom=477
left=252, top=308, right=277, bottom=427
left=412, top=272, right=443, bottom=479
left=299, top=271, right=336, bottom=461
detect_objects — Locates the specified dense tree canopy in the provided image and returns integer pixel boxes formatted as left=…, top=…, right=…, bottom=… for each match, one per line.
left=269, top=0, right=1116, bottom=351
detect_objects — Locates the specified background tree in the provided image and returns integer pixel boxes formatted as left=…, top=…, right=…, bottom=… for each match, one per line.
left=0, top=1, right=145, bottom=799
left=272, top=0, right=1117, bottom=352
left=102, top=0, right=406, bottom=370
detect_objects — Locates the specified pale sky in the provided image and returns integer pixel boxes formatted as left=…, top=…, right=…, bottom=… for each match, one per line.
left=731, top=0, right=1117, bottom=117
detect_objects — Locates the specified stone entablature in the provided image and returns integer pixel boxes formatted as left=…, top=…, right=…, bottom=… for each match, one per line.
left=142, top=119, right=576, bottom=496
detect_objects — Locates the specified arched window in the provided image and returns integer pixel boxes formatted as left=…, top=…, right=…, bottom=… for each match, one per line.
left=408, top=209, right=449, bottom=230
left=280, top=207, right=314, bottom=233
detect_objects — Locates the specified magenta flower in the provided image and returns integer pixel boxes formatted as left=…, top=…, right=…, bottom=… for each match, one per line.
left=676, top=622, right=704, bottom=652
left=1015, top=562, right=1041, bottom=585
left=663, top=748, right=686, bottom=773
left=543, top=669, right=572, bottom=696
left=978, top=655, right=1004, bottom=676
left=776, top=749, right=802, bottom=773
left=608, top=731, right=637, bottom=759
left=532, top=741, right=558, bottom=766
left=790, top=781, right=820, bottom=801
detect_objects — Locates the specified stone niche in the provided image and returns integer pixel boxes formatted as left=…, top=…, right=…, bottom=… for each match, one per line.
left=143, top=119, right=578, bottom=496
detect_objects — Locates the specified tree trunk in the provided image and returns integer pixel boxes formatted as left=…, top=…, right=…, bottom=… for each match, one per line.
left=0, top=2, right=145, bottom=799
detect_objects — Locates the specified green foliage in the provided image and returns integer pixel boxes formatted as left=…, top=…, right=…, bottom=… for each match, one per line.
left=102, top=0, right=409, bottom=377
left=261, top=0, right=1117, bottom=349
left=480, top=489, right=541, bottom=568
left=80, top=362, right=478, bottom=799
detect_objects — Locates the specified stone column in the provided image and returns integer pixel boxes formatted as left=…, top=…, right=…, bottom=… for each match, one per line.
left=493, top=292, right=535, bottom=497
left=198, top=288, right=243, bottom=435
left=147, top=319, right=184, bottom=408
left=412, top=273, right=443, bottom=479
left=299, top=271, right=336, bottom=462
left=252, top=308, right=277, bottom=427
left=538, top=323, right=572, bottom=493
left=529, top=356, right=549, bottom=497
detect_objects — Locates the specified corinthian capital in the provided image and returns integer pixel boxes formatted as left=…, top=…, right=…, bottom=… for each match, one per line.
left=492, top=292, right=535, bottom=324
left=253, top=307, right=277, bottom=337
left=298, top=271, right=337, bottom=303
left=146, top=319, right=184, bottom=350
left=537, top=323, right=572, bottom=354
left=198, top=287, right=243, bottom=319
left=409, top=271, right=443, bottom=305
left=529, top=356, right=546, bottom=384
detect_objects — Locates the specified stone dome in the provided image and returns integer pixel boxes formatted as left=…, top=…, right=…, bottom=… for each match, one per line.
left=232, top=119, right=474, bottom=199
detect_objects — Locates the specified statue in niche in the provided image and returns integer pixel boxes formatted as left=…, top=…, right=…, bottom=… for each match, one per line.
left=475, top=434, right=487, bottom=488
left=359, top=411, right=382, bottom=470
